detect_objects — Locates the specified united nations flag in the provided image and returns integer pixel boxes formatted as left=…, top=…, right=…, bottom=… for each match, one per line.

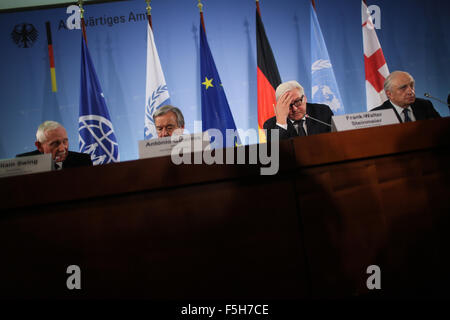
left=311, top=3, right=345, bottom=115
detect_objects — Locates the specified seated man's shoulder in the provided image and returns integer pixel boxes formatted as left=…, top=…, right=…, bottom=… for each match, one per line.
left=308, top=102, right=328, bottom=108
left=16, top=150, right=41, bottom=158
left=68, top=151, right=89, bottom=156
left=67, top=151, right=93, bottom=165
left=370, top=100, right=391, bottom=112
left=263, top=116, right=277, bottom=129
left=414, top=97, right=432, bottom=106
left=308, top=102, right=333, bottom=115
left=370, top=106, right=383, bottom=111
left=413, top=97, right=441, bottom=118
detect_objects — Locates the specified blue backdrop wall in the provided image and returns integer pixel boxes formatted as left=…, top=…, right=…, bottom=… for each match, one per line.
left=1, top=0, right=449, bottom=161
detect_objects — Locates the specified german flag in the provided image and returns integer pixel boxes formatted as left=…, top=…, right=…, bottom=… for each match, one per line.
left=45, top=21, right=57, bottom=92
left=256, top=1, right=281, bottom=143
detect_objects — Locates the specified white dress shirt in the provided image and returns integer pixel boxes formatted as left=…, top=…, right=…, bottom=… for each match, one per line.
left=276, top=118, right=308, bottom=135
left=390, top=102, right=416, bottom=122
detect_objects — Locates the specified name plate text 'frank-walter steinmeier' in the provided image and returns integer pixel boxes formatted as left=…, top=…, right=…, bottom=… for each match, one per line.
left=331, top=109, right=399, bottom=132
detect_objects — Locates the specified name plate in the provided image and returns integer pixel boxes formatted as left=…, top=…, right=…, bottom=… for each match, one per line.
left=0, top=153, right=53, bottom=178
left=138, top=133, right=210, bottom=159
left=331, top=109, right=399, bottom=132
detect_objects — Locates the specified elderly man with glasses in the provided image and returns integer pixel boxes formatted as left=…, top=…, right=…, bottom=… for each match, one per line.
left=263, top=80, right=333, bottom=142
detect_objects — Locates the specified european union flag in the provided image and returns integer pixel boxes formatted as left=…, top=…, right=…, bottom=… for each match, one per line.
left=311, top=3, right=345, bottom=115
left=200, top=18, right=239, bottom=148
left=79, top=35, right=119, bottom=165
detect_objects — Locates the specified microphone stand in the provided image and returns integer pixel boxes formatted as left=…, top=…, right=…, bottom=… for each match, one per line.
left=305, top=114, right=332, bottom=127
left=424, top=93, right=450, bottom=112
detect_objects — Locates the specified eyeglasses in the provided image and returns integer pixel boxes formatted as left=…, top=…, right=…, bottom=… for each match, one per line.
left=290, top=95, right=304, bottom=109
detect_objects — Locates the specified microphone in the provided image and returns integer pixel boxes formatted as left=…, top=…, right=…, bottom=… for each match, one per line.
left=424, top=93, right=450, bottom=106
left=305, top=114, right=332, bottom=127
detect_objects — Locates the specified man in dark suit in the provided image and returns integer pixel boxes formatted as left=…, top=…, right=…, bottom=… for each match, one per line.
left=370, top=71, right=441, bottom=122
left=17, top=121, right=92, bottom=169
left=263, top=80, right=333, bottom=142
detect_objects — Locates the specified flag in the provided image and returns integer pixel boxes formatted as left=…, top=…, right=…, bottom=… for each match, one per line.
left=200, top=13, right=239, bottom=147
left=78, top=35, right=119, bottom=165
left=362, top=0, right=389, bottom=110
left=144, top=19, right=170, bottom=140
left=310, top=2, right=345, bottom=115
left=45, top=21, right=57, bottom=92
left=42, top=21, right=62, bottom=124
left=256, top=2, right=281, bottom=143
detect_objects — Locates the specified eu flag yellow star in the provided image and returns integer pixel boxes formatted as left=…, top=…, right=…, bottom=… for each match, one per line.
left=202, top=77, right=214, bottom=90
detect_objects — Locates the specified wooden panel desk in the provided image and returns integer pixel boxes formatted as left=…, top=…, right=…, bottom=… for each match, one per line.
left=1, top=118, right=449, bottom=299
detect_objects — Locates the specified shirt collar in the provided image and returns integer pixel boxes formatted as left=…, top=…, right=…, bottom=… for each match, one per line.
left=390, top=100, right=411, bottom=115
left=289, top=116, right=306, bottom=124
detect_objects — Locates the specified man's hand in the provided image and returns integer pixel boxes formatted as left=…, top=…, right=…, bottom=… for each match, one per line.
left=274, top=91, right=292, bottom=125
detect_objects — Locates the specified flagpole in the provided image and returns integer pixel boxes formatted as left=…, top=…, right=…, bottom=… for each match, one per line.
left=78, top=0, right=87, bottom=45
left=146, top=0, right=152, bottom=30
left=197, top=0, right=205, bottom=33
left=256, top=0, right=261, bottom=16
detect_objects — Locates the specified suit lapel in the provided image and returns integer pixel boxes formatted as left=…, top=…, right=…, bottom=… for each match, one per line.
left=387, top=100, right=425, bottom=122
left=287, top=120, right=299, bottom=137
left=386, top=101, right=403, bottom=123
left=62, top=152, right=71, bottom=169
left=305, top=118, right=314, bottom=135
left=411, top=102, right=425, bottom=121
left=305, top=104, right=317, bottom=135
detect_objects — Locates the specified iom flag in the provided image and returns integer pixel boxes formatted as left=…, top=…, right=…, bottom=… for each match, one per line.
left=79, top=35, right=119, bottom=165
left=200, top=18, right=239, bottom=147
left=310, top=3, right=345, bottom=115
left=145, top=22, right=170, bottom=140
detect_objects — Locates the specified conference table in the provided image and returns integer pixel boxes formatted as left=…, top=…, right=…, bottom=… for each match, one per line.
left=1, top=118, right=449, bottom=299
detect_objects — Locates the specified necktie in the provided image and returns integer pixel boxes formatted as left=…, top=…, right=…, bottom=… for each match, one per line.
left=403, top=108, right=412, bottom=122
left=293, top=119, right=306, bottom=136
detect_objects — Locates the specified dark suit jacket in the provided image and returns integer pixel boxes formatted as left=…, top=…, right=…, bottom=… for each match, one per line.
left=16, top=150, right=93, bottom=169
left=263, top=102, right=333, bottom=142
left=370, top=98, right=441, bottom=123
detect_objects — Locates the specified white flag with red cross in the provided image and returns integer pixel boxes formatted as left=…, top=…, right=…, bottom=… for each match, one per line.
left=362, top=1, right=389, bottom=110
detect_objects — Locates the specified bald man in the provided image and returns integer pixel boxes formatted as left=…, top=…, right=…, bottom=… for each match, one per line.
left=371, top=71, right=441, bottom=123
